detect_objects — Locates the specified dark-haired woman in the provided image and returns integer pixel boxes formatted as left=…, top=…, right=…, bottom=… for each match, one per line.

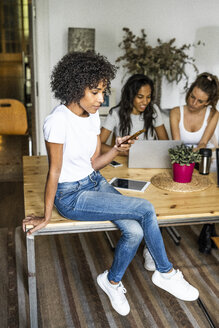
left=101, top=74, right=168, bottom=156
left=23, top=52, right=199, bottom=316
left=101, top=74, right=169, bottom=270
left=170, top=72, right=219, bottom=254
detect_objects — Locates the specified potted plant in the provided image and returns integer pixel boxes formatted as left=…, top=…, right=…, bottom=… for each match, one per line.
left=168, top=144, right=201, bottom=183
left=116, top=28, right=203, bottom=105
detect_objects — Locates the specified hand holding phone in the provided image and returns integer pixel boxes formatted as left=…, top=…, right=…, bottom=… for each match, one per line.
left=118, top=129, right=146, bottom=146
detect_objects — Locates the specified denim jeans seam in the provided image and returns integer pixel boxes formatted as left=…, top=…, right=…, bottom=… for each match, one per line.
left=73, top=206, right=146, bottom=221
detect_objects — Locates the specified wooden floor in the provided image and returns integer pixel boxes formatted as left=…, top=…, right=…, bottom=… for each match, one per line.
left=0, top=135, right=28, bottom=228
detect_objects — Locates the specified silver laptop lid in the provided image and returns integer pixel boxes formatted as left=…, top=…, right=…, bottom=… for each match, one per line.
left=128, top=140, right=182, bottom=168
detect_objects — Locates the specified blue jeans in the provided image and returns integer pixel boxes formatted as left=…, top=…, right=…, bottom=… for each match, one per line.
left=54, top=170, right=172, bottom=282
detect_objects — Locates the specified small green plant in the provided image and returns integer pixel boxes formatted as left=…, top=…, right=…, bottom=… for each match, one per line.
left=168, top=144, right=201, bottom=166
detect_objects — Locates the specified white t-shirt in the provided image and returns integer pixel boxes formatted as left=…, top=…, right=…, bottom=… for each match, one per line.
left=43, top=104, right=100, bottom=182
left=102, top=104, right=163, bottom=139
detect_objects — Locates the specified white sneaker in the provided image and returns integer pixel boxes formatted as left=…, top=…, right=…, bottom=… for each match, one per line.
left=97, top=270, right=130, bottom=316
left=152, top=269, right=199, bottom=301
left=143, top=247, right=156, bottom=271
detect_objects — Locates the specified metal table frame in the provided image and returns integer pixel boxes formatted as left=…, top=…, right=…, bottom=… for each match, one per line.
left=26, top=216, right=219, bottom=328
left=26, top=222, right=118, bottom=328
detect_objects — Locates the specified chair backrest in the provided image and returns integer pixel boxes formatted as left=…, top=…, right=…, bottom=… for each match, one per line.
left=0, top=99, right=28, bottom=135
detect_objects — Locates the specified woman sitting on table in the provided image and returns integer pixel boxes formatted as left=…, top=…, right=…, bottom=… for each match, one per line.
left=23, top=52, right=199, bottom=316
left=170, top=72, right=219, bottom=254
left=101, top=74, right=169, bottom=271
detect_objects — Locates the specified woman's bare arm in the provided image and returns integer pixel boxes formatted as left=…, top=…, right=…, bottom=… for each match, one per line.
left=170, top=107, right=181, bottom=140
left=100, top=127, right=114, bottom=154
left=91, top=135, right=134, bottom=170
left=22, top=142, right=63, bottom=235
left=197, top=110, right=219, bottom=149
left=100, top=126, right=129, bottom=156
left=155, top=124, right=169, bottom=140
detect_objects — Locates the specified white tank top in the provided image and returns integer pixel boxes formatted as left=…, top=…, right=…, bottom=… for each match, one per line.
left=179, top=105, right=213, bottom=147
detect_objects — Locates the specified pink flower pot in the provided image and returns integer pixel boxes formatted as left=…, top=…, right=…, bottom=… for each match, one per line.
left=172, top=163, right=195, bottom=183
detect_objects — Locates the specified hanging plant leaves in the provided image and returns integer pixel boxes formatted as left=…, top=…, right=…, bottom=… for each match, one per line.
left=116, top=28, right=203, bottom=90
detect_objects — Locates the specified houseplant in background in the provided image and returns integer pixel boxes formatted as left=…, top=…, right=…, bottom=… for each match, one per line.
left=168, top=144, right=201, bottom=183
left=116, top=28, right=203, bottom=105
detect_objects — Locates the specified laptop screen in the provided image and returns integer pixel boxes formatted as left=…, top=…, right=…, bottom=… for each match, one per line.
left=128, top=140, right=182, bottom=168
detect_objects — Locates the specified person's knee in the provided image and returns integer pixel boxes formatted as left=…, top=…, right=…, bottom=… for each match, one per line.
left=123, top=222, right=144, bottom=244
left=141, top=200, right=156, bottom=218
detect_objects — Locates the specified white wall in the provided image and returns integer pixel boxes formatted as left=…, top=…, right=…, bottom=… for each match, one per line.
left=34, top=0, right=219, bottom=154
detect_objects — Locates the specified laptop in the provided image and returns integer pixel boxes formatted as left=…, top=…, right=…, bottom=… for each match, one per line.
left=128, top=140, right=182, bottom=168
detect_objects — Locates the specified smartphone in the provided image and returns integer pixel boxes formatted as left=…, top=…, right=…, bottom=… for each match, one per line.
left=109, top=177, right=150, bottom=192
left=118, top=129, right=146, bottom=146
left=110, top=160, right=123, bottom=168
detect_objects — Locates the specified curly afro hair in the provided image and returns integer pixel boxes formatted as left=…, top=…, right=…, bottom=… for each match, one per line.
left=50, top=51, right=117, bottom=105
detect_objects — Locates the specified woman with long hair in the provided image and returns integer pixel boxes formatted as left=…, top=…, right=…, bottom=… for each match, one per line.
left=170, top=72, right=219, bottom=254
left=170, top=72, right=219, bottom=151
left=100, top=74, right=169, bottom=156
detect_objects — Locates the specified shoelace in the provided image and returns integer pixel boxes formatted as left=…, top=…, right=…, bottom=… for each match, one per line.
left=117, top=282, right=127, bottom=294
left=174, top=270, right=190, bottom=287
left=175, top=269, right=183, bottom=279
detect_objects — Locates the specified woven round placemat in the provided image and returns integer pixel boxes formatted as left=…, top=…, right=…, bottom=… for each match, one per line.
left=151, top=171, right=211, bottom=192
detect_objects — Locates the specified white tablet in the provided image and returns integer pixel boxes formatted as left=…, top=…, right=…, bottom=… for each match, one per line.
left=109, top=177, right=150, bottom=192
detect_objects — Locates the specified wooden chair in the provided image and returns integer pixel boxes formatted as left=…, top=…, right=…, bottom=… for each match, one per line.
left=211, top=237, right=219, bottom=248
left=0, top=98, right=32, bottom=155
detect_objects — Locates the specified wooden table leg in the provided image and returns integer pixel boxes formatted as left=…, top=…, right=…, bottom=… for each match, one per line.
left=26, top=234, right=38, bottom=328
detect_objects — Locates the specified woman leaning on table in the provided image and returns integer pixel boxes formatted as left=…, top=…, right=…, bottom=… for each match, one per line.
left=100, top=73, right=169, bottom=156
left=23, top=51, right=199, bottom=316
left=170, top=72, right=219, bottom=254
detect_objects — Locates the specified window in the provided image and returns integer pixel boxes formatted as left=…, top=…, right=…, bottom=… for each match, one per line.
left=0, top=0, right=29, bottom=54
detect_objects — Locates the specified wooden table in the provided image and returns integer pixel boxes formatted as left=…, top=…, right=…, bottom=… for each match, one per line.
left=23, top=155, right=219, bottom=327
